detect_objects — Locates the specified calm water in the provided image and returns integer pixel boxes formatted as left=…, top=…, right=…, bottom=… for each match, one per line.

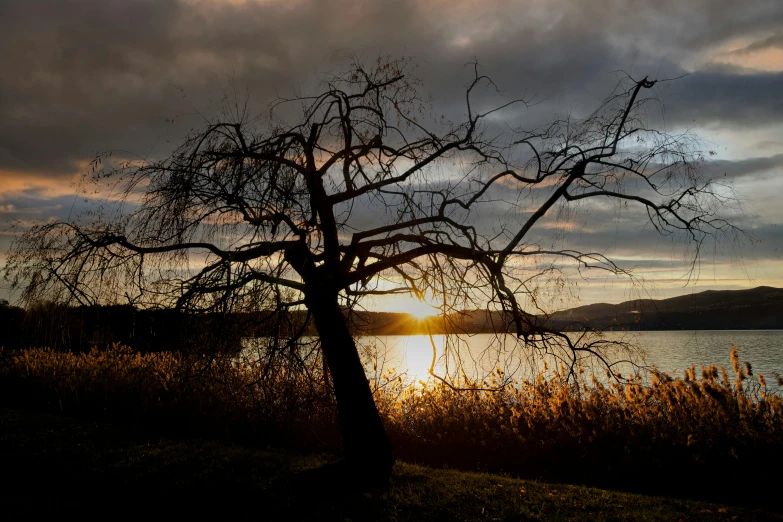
left=356, top=331, right=783, bottom=391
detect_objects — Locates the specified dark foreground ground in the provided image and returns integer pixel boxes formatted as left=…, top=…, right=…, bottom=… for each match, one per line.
left=0, top=408, right=778, bottom=521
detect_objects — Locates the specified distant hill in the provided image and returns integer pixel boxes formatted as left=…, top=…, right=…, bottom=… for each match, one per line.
left=2, top=287, right=782, bottom=351
left=352, top=286, right=783, bottom=334
left=544, top=286, right=783, bottom=331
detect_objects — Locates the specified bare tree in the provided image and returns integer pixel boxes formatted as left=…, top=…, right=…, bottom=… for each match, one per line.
left=4, top=56, right=736, bottom=484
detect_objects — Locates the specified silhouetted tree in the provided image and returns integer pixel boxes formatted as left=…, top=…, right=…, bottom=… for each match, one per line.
left=4, top=57, right=737, bottom=485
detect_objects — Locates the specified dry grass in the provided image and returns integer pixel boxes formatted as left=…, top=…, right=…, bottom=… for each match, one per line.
left=0, top=345, right=339, bottom=450
left=378, top=348, right=783, bottom=494
left=5, top=407, right=778, bottom=521
left=1, top=343, right=781, bottom=502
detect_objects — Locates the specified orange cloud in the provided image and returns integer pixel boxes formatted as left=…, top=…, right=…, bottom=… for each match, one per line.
left=539, top=220, right=598, bottom=233
left=0, top=169, right=81, bottom=199
left=722, top=47, right=783, bottom=72
left=696, top=33, right=783, bottom=73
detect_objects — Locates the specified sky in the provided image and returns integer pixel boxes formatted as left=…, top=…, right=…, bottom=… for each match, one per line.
left=2, top=0, right=783, bottom=310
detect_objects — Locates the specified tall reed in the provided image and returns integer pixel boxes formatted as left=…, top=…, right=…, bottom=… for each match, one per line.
left=2, top=343, right=781, bottom=497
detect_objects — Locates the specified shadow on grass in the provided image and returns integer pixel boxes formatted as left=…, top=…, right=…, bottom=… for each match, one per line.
left=0, top=408, right=392, bottom=521
left=2, top=408, right=780, bottom=522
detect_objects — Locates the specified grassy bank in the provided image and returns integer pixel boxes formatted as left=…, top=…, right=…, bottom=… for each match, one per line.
left=2, top=345, right=782, bottom=506
left=1, top=407, right=778, bottom=521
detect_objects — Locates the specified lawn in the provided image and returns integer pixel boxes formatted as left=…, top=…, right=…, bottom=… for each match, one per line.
left=0, top=408, right=778, bottom=521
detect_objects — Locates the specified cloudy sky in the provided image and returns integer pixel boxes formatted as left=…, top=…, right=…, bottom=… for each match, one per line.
left=2, top=0, right=783, bottom=308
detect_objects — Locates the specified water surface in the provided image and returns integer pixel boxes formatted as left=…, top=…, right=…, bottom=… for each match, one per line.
left=357, top=331, right=783, bottom=391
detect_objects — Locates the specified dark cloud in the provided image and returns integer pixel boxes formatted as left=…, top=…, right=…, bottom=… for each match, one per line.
left=2, top=0, right=783, bottom=302
left=699, top=153, right=783, bottom=180
left=658, top=71, right=783, bottom=128
left=3, top=0, right=783, bottom=177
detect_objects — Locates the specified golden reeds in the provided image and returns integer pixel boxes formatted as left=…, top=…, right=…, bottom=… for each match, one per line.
left=1, top=344, right=781, bottom=482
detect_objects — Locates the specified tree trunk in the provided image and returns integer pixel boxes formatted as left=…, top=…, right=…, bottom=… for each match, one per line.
left=307, top=291, right=395, bottom=486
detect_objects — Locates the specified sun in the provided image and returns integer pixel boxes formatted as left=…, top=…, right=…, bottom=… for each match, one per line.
left=406, top=298, right=438, bottom=319
left=379, top=294, right=439, bottom=319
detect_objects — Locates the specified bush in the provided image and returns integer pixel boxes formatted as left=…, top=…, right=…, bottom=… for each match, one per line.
left=2, top=343, right=781, bottom=500
left=378, top=347, right=783, bottom=496
left=0, top=345, right=339, bottom=451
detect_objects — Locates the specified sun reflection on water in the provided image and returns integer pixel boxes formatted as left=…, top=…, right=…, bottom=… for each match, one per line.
left=359, top=334, right=519, bottom=386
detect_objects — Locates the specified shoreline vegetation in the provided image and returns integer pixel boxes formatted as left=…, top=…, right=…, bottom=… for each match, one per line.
left=3, top=408, right=777, bottom=521
left=2, top=287, right=782, bottom=354
left=2, top=343, right=782, bottom=512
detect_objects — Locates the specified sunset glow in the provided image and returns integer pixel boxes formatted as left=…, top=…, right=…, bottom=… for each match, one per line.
left=3, top=0, right=783, bottom=515
left=2, top=0, right=783, bottom=309
left=404, top=298, right=438, bottom=320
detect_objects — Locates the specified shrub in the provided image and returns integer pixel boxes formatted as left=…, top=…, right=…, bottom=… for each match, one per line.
left=0, top=345, right=339, bottom=450
left=1, top=343, right=781, bottom=500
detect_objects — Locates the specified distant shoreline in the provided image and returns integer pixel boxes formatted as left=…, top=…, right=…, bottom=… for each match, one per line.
left=357, top=329, right=783, bottom=335
left=3, top=286, right=782, bottom=350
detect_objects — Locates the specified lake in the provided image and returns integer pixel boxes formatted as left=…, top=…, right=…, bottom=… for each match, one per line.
left=355, top=331, right=783, bottom=391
